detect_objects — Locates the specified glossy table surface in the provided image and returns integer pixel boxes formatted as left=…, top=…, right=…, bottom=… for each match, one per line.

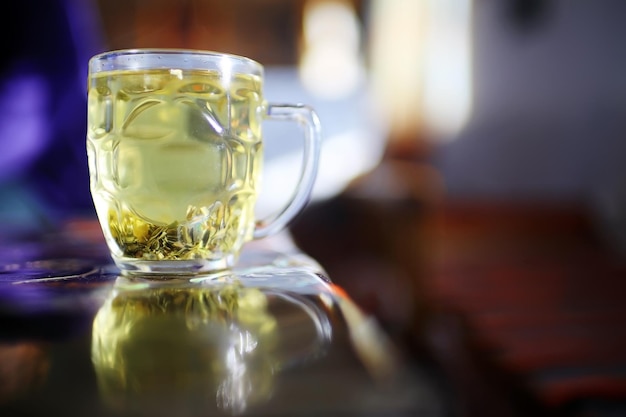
left=0, top=220, right=446, bottom=417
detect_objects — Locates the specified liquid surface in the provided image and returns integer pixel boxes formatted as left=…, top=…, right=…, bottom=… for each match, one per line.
left=87, top=69, right=264, bottom=262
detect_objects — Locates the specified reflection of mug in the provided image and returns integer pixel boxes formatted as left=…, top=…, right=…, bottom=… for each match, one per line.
left=91, top=279, right=331, bottom=415
left=87, top=49, right=321, bottom=274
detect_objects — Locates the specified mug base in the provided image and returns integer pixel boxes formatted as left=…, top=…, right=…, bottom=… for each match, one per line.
left=113, top=256, right=236, bottom=277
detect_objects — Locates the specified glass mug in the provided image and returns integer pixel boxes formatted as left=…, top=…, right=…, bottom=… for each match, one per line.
left=87, top=49, right=321, bottom=275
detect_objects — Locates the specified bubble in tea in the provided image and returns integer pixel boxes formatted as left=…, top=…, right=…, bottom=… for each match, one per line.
left=87, top=69, right=264, bottom=262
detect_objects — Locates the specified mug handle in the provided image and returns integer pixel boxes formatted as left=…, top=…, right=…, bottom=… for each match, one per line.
left=253, top=103, right=322, bottom=239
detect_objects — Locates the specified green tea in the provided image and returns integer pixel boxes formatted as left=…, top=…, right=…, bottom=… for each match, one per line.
left=87, top=69, right=264, bottom=262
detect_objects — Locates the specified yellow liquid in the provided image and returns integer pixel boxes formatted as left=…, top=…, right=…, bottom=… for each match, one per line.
left=87, top=69, right=264, bottom=262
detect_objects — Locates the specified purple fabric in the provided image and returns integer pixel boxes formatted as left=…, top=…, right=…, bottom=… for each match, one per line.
left=0, top=0, right=104, bottom=222
left=0, top=72, right=50, bottom=182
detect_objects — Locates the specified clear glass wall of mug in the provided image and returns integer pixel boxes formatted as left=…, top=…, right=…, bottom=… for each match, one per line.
left=87, top=49, right=321, bottom=275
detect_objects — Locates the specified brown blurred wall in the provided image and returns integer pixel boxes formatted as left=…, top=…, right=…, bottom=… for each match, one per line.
left=94, top=0, right=364, bottom=66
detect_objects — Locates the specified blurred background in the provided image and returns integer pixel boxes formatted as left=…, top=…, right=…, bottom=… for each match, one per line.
left=2, top=0, right=626, bottom=416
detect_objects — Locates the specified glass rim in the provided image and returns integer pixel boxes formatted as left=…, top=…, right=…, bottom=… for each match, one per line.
left=88, top=48, right=264, bottom=76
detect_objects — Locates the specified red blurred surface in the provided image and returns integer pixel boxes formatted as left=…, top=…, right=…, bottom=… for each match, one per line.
left=429, top=201, right=626, bottom=409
